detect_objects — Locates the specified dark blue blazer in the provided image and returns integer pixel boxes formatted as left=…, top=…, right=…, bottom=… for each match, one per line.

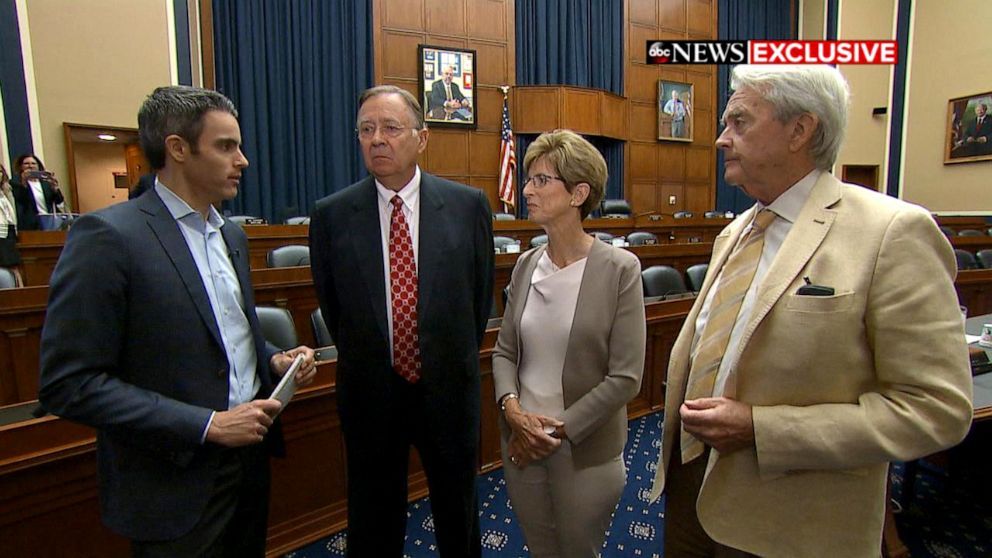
left=309, top=173, right=494, bottom=449
left=38, top=189, right=280, bottom=541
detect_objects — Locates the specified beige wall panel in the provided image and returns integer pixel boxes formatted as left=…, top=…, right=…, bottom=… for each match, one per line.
left=383, top=0, right=425, bottom=30
left=630, top=103, right=659, bottom=142
left=802, top=0, right=826, bottom=40
left=74, top=142, right=127, bottom=213
left=685, top=146, right=711, bottom=182
left=563, top=90, right=601, bottom=136
left=474, top=87, right=503, bottom=132
left=630, top=181, right=658, bottom=213
left=425, top=130, right=470, bottom=175
left=658, top=143, right=686, bottom=180
left=25, top=0, right=172, bottom=208
left=468, top=0, right=507, bottom=41
left=426, top=0, right=466, bottom=36
left=468, top=131, right=500, bottom=175
left=687, top=0, right=712, bottom=35
left=659, top=0, right=686, bottom=31
left=628, top=64, right=661, bottom=104
left=382, top=32, right=424, bottom=80
left=630, top=0, right=658, bottom=27
left=630, top=142, right=659, bottom=181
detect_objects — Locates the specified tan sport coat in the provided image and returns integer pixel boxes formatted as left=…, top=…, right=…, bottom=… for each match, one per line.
left=650, top=173, right=973, bottom=557
left=493, top=239, right=646, bottom=468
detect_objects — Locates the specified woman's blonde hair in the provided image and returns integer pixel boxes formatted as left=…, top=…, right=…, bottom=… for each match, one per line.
left=523, top=129, right=606, bottom=219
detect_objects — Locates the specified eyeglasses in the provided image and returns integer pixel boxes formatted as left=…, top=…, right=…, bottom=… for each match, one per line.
left=356, top=123, right=416, bottom=140
left=522, top=174, right=565, bottom=188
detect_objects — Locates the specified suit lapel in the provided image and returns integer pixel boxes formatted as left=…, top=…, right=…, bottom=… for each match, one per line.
left=416, top=174, right=451, bottom=320
left=349, top=177, right=390, bottom=342
left=561, top=240, right=606, bottom=370
left=734, top=173, right=841, bottom=358
left=140, top=193, right=225, bottom=350
left=509, top=245, right=546, bottom=361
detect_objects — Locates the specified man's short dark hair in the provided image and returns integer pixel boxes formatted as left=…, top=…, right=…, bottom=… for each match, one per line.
left=138, top=86, right=238, bottom=170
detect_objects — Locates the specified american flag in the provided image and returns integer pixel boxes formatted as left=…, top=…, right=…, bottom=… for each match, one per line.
left=498, top=95, right=516, bottom=211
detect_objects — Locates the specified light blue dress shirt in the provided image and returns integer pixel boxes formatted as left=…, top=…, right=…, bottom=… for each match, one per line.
left=155, top=183, right=260, bottom=439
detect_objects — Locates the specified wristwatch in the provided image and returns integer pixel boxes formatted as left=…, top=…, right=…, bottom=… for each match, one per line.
left=498, top=392, right=518, bottom=412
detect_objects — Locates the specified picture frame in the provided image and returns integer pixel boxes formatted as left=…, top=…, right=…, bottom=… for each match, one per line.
left=418, top=44, right=477, bottom=129
left=945, top=91, right=992, bottom=164
left=658, top=80, right=694, bottom=142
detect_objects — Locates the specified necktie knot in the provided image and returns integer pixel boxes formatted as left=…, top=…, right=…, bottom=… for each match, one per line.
left=390, top=195, right=403, bottom=210
left=752, top=208, right=777, bottom=231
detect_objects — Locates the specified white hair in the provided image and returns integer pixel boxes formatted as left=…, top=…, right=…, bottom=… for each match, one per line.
left=730, top=64, right=850, bottom=170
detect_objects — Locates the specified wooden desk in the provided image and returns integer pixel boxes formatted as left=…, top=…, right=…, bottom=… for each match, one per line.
left=966, top=315, right=992, bottom=421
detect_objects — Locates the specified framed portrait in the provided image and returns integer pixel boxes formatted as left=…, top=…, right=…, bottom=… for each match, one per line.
left=658, top=80, right=694, bottom=142
left=418, top=44, right=477, bottom=129
left=945, top=91, right=992, bottom=164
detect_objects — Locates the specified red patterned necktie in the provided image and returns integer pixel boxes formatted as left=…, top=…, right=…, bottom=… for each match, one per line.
left=389, top=195, right=421, bottom=382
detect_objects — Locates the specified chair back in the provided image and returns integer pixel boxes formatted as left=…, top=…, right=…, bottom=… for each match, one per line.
left=641, top=265, right=689, bottom=297
left=673, top=211, right=694, bottom=219
left=493, top=236, right=518, bottom=252
left=704, top=211, right=724, bottom=219
left=256, top=306, right=299, bottom=350
left=600, top=199, right=632, bottom=217
left=310, top=308, right=334, bottom=347
left=0, top=268, right=17, bottom=289
left=285, top=216, right=310, bottom=225
left=938, top=225, right=955, bottom=238
left=977, top=249, right=992, bottom=269
left=227, top=215, right=261, bottom=226
left=267, top=245, right=311, bottom=268
left=626, top=231, right=658, bottom=246
left=954, top=249, right=979, bottom=271
left=591, top=231, right=614, bottom=242
left=530, top=234, right=549, bottom=248
left=957, top=229, right=984, bottom=237
left=685, top=263, right=709, bottom=292
left=493, top=213, right=516, bottom=221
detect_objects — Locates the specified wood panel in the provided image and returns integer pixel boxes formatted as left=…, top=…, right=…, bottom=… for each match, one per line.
left=468, top=131, right=501, bottom=175
left=383, top=0, right=425, bottom=29
left=659, top=0, right=687, bottom=31
left=630, top=142, right=660, bottom=181
left=425, top=129, right=471, bottom=175
left=563, top=89, right=601, bottom=135
left=467, top=0, right=508, bottom=41
left=659, top=142, right=686, bottom=180
left=602, top=94, right=629, bottom=139
left=474, top=42, right=509, bottom=86
left=474, top=87, right=504, bottom=131
left=514, top=88, right=561, bottom=133
left=426, top=0, right=466, bottom=35
left=381, top=31, right=423, bottom=79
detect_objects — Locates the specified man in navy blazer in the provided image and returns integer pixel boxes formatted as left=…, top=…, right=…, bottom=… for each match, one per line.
left=309, top=85, right=494, bottom=557
left=39, top=86, right=316, bottom=557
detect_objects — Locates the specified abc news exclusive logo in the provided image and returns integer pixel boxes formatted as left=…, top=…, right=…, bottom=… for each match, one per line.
left=647, top=40, right=897, bottom=65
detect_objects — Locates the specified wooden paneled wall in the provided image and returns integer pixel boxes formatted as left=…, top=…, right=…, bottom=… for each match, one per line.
left=626, top=0, right=718, bottom=216
left=375, top=0, right=515, bottom=211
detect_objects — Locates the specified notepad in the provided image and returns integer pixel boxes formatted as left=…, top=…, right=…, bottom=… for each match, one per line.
left=269, top=354, right=304, bottom=416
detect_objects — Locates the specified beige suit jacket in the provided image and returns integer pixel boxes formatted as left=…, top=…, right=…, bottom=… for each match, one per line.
left=650, top=173, right=973, bottom=557
left=493, top=239, right=646, bottom=468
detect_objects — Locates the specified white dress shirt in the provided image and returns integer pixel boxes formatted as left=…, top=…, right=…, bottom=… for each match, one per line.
left=375, top=167, right=421, bottom=363
left=694, top=169, right=822, bottom=396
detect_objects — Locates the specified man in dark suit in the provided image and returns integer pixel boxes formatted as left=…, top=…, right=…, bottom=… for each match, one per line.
left=309, top=85, right=494, bottom=557
left=39, top=86, right=316, bottom=557
left=428, top=65, right=471, bottom=120
left=961, top=102, right=992, bottom=156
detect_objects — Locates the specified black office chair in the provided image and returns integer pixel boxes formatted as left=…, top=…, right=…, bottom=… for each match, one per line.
left=641, top=265, right=689, bottom=297
left=685, top=263, right=709, bottom=292
left=704, top=210, right=724, bottom=219
left=626, top=231, right=658, bottom=246
left=591, top=231, right=614, bottom=243
left=977, top=249, right=992, bottom=269
left=530, top=234, right=549, bottom=248
left=938, top=225, right=955, bottom=238
left=494, top=236, right=519, bottom=252
left=227, top=215, right=262, bottom=226
left=502, top=285, right=510, bottom=310
left=310, top=308, right=334, bottom=347
left=954, top=249, right=979, bottom=271
left=673, top=211, right=694, bottom=219
left=600, top=199, right=632, bottom=218
left=0, top=268, right=17, bottom=289
left=285, top=216, right=310, bottom=225
left=493, top=213, right=516, bottom=221
left=256, top=306, right=299, bottom=351
left=957, top=229, right=984, bottom=237
left=266, top=245, right=311, bottom=268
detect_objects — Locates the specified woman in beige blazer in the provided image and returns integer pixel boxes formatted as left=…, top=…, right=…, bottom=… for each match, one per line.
left=493, top=129, right=646, bottom=557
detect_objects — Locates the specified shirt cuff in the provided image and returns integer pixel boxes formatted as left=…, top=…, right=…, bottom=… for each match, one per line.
left=200, top=411, right=215, bottom=444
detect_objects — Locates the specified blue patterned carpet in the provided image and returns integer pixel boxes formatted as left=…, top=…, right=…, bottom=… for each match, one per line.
left=287, top=413, right=992, bottom=557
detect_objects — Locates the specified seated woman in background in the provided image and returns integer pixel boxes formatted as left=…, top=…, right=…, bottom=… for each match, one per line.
left=492, top=129, right=646, bottom=557
left=0, top=163, right=23, bottom=286
left=10, top=153, right=64, bottom=231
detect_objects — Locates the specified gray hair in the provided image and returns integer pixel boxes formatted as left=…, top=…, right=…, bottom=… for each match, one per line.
left=730, top=65, right=850, bottom=170
left=138, top=86, right=238, bottom=170
left=357, top=85, right=425, bottom=130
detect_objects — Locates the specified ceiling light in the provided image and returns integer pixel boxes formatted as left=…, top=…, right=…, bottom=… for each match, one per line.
left=98, top=134, right=117, bottom=141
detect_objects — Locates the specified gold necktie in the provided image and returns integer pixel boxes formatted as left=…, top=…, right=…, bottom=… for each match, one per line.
left=680, top=208, right=777, bottom=464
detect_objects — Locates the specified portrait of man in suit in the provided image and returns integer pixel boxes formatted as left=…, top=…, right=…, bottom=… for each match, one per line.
left=309, top=85, right=494, bottom=557
left=38, top=86, right=316, bottom=557
left=650, top=65, right=973, bottom=557
left=956, top=101, right=992, bottom=157
left=427, top=64, right=472, bottom=121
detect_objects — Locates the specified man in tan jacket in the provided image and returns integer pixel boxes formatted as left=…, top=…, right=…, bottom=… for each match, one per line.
left=651, top=65, right=973, bottom=557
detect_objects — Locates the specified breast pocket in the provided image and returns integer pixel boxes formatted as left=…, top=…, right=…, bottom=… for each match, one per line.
left=785, top=291, right=856, bottom=313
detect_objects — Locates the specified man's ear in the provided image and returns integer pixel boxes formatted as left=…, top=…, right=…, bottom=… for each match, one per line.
left=789, top=113, right=819, bottom=153
left=164, top=134, right=189, bottom=164
left=416, top=127, right=430, bottom=154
